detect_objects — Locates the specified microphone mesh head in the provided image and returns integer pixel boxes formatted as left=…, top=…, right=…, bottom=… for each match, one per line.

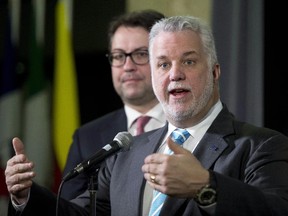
left=113, top=131, right=133, bottom=150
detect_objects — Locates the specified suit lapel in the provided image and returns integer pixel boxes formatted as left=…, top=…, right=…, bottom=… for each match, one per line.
left=193, top=132, right=228, bottom=169
left=102, top=109, right=127, bottom=142
left=194, top=105, right=235, bottom=168
left=124, top=125, right=168, bottom=214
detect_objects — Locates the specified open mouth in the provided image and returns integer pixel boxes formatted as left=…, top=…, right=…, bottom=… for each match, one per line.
left=169, top=88, right=189, bottom=96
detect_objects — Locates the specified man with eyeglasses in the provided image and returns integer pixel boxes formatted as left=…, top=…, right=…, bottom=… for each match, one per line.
left=60, top=10, right=166, bottom=200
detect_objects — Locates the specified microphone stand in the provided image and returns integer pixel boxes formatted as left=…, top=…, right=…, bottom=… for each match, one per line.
left=88, top=169, right=99, bottom=216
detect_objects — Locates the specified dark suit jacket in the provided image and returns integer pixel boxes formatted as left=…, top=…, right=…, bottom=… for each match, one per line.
left=9, top=105, right=288, bottom=216
left=61, top=108, right=127, bottom=200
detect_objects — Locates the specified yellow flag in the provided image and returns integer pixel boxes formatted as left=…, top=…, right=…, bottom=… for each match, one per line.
left=53, top=0, right=80, bottom=171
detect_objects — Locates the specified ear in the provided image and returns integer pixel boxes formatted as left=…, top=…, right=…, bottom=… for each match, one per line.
left=213, top=64, right=221, bottom=80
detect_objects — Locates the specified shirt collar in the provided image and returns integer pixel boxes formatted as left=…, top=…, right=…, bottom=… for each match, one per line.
left=125, top=103, right=166, bottom=129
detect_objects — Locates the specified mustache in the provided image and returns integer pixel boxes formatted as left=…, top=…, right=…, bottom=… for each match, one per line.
left=167, top=83, right=192, bottom=92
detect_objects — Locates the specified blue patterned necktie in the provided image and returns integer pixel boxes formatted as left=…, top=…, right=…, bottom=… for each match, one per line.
left=148, top=128, right=190, bottom=216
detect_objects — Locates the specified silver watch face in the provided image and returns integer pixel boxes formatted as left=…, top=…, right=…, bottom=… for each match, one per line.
left=196, top=186, right=216, bottom=205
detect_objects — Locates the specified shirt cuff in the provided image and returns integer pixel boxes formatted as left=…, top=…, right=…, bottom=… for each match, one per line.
left=11, top=189, right=31, bottom=212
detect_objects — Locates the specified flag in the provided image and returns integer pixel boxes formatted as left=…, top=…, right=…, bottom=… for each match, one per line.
left=0, top=0, right=21, bottom=214
left=22, top=0, right=53, bottom=188
left=53, top=0, right=80, bottom=188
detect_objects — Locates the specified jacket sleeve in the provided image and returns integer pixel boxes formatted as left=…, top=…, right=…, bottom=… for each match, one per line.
left=8, top=183, right=90, bottom=216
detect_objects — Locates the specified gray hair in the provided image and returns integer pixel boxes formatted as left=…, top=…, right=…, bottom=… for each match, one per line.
left=149, top=16, right=218, bottom=70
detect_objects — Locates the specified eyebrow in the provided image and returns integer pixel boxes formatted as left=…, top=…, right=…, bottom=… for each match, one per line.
left=111, top=47, right=148, bottom=53
left=155, top=50, right=198, bottom=60
left=183, top=50, right=198, bottom=57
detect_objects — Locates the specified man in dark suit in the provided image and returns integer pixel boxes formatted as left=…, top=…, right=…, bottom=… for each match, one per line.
left=5, top=15, right=288, bottom=216
left=61, top=10, right=166, bottom=200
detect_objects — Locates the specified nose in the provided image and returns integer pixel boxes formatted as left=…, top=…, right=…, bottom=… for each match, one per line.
left=123, top=56, right=137, bottom=71
left=169, top=64, right=185, bottom=81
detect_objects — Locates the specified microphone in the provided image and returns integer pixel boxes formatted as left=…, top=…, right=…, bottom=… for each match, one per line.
left=62, top=131, right=133, bottom=182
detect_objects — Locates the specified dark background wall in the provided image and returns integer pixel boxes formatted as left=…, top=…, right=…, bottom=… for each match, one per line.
left=264, top=1, right=288, bottom=135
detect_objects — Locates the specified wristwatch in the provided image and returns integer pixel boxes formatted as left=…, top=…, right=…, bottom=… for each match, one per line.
left=194, top=170, right=217, bottom=206
left=194, top=184, right=217, bottom=206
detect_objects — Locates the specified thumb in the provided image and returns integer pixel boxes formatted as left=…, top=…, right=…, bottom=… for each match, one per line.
left=167, top=137, right=190, bottom=155
left=12, top=137, right=25, bottom=155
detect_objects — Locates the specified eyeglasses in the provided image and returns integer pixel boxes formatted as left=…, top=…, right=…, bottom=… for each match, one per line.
left=106, top=50, right=149, bottom=67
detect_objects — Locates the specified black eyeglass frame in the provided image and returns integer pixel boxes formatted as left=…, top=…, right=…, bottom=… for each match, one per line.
left=106, top=50, right=149, bottom=67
